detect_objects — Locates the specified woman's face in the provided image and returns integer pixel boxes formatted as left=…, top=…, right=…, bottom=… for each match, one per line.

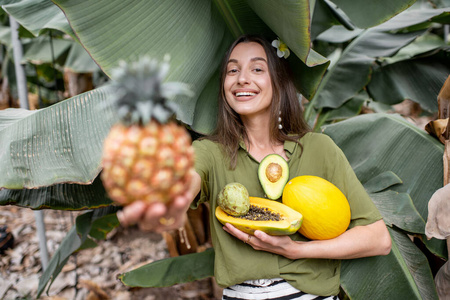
left=223, top=42, right=273, bottom=118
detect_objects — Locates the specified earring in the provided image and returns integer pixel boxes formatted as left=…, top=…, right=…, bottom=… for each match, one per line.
left=278, top=110, right=282, bottom=130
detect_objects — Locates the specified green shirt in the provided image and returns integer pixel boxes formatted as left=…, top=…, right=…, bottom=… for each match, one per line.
left=192, top=132, right=382, bottom=296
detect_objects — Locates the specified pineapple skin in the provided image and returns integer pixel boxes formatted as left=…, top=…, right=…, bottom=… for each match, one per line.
left=101, top=120, right=194, bottom=205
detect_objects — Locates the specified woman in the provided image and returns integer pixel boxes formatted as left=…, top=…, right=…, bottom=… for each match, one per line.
left=118, top=34, right=392, bottom=299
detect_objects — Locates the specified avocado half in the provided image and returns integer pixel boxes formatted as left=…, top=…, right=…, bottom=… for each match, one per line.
left=258, top=154, right=289, bottom=200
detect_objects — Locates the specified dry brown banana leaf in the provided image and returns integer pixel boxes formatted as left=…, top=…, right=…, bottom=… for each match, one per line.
left=77, top=279, right=110, bottom=300
left=438, top=75, right=450, bottom=138
left=435, top=240, right=450, bottom=299
left=425, top=118, right=449, bottom=144
left=425, top=183, right=450, bottom=299
left=425, top=75, right=450, bottom=143
left=426, top=184, right=450, bottom=240
left=438, top=75, right=450, bottom=119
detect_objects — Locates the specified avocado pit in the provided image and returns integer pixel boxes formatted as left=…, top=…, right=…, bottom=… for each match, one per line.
left=266, top=162, right=282, bottom=183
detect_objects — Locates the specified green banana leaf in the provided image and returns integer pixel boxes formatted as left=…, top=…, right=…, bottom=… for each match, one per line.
left=321, top=92, right=367, bottom=121
left=0, top=24, right=11, bottom=46
left=367, top=48, right=450, bottom=112
left=2, top=0, right=77, bottom=40
left=0, top=0, right=21, bottom=5
left=323, top=113, right=443, bottom=222
left=365, top=171, right=425, bottom=235
left=0, top=0, right=100, bottom=71
left=311, top=28, right=425, bottom=112
left=46, top=0, right=422, bottom=129
left=0, top=86, right=116, bottom=189
left=37, top=207, right=119, bottom=298
left=322, top=113, right=447, bottom=259
left=374, top=6, right=450, bottom=31
left=0, top=108, right=36, bottom=130
left=21, top=35, right=99, bottom=73
left=64, top=41, right=100, bottom=73
left=316, top=24, right=363, bottom=43
left=341, top=227, right=438, bottom=300
left=49, top=0, right=329, bottom=133
left=440, top=0, right=450, bottom=7
left=0, top=26, right=98, bottom=83
left=382, top=34, right=447, bottom=65
left=310, top=0, right=343, bottom=41
left=118, top=248, right=215, bottom=288
left=22, top=35, right=72, bottom=65
left=331, top=0, right=416, bottom=28
left=308, top=7, right=450, bottom=120
left=245, top=0, right=311, bottom=62
left=311, top=0, right=418, bottom=38
left=0, top=176, right=112, bottom=209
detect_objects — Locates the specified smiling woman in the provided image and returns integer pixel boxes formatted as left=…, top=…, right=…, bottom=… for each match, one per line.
left=224, top=42, right=274, bottom=122
left=214, top=35, right=308, bottom=166
left=118, top=34, right=391, bottom=300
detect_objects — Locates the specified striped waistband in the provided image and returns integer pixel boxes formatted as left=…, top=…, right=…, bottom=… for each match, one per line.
left=222, top=278, right=338, bottom=300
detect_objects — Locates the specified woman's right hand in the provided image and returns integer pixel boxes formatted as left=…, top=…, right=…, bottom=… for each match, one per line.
left=117, top=170, right=201, bottom=233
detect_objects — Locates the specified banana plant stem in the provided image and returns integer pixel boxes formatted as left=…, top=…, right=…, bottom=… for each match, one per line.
left=10, top=16, right=50, bottom=270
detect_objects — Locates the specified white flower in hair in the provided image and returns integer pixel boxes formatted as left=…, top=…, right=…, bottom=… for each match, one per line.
left=271, top=38, right=290, bottom=59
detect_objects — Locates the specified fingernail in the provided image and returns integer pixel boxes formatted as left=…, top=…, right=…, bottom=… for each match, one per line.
left=116, top=211, right=126, bottom=227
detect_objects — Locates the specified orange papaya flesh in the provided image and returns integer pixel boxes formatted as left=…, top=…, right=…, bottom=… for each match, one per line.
left=215, top=197, right=303, bottom=236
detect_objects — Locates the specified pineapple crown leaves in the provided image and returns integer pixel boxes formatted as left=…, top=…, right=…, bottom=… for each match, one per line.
left=107, top=56, right=193, bottom=125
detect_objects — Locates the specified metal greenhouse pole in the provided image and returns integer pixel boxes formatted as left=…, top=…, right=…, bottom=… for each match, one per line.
left=9, top=16, right=49, bottom=270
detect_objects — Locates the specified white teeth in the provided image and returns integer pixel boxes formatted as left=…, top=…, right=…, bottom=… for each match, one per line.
left=236, top=92, right=257, bottom=97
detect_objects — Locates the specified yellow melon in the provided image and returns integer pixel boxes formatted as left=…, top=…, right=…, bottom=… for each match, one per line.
left=282, top=176, right=351, bottom=240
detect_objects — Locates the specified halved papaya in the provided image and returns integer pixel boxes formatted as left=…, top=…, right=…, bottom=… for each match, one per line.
left=215, top=197, right=303, bottom=236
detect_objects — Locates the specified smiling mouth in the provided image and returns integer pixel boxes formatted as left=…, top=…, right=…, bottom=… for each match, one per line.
left=235, top=92, right=258, bottom=97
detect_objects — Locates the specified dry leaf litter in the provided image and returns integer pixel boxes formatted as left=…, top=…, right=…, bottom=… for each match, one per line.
left=0, top=206, right=216, bottom=300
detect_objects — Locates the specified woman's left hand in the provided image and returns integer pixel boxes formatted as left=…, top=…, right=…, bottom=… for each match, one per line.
left=223, top=223, right=298, bottom=259
left=117, top=170, right=201, bottom=233
left=224, top=219, right=391, bottom=260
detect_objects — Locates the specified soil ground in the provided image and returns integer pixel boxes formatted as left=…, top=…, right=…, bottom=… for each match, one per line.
left=0, top=206, right=219, bottom=300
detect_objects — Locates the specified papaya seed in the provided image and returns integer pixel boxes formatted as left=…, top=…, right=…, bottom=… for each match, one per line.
left=234, top=205, right=281, bottom=221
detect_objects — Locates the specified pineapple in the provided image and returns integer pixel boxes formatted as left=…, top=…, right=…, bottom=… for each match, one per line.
left=101, top=57, right=194, bottom=205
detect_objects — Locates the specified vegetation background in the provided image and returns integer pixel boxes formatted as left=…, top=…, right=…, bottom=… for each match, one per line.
left=0, top=0, right=449, bottom=299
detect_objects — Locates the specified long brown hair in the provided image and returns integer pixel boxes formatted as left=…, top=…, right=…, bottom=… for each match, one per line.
left=209, top=34, right=310, bottom=168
